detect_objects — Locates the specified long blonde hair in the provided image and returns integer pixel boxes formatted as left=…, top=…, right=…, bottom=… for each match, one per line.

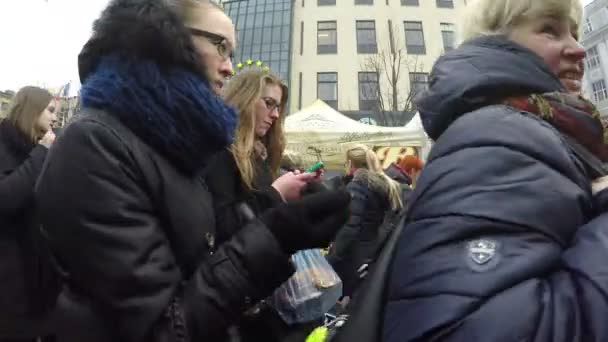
left=346, top=144, right=403, bottom=210
left=5, top=86, right=53, bottom=143
left=223, top=69, right=288, bottom=190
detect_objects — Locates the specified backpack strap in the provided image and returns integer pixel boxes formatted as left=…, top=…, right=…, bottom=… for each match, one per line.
left=331, top=212, right=406, bottom=342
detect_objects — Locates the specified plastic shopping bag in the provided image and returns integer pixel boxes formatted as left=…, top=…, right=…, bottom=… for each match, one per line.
left=270, top=249, right=342, bottom=325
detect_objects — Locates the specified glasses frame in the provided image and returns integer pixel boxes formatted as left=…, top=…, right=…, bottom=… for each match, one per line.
left=262, top=97, right=281, bottom=113
left=188, top=27, right=234, bottom=61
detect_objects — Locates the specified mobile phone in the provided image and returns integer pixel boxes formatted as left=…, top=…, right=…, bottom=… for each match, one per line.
left=305, top=161, right=324, bottom=173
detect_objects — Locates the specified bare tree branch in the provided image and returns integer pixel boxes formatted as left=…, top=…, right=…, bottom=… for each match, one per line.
left=360, top=23, right=426, bottom=126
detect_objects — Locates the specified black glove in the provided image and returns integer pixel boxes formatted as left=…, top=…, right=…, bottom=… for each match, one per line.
left=261, top=190, right=350, bottom=254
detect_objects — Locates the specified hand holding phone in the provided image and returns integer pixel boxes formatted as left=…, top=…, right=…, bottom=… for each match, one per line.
left=305, top=161, right=325, bottom=174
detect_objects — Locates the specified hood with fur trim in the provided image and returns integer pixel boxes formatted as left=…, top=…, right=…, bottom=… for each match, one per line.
left=352, top=168, right=392, bottom=200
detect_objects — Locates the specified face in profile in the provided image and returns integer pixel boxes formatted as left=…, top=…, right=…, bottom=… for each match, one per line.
left=509, top=15, right=586, bottom=94
left=188, top=5, right=236, bottom=95
left=254, top=83, right=282, bottom=138
left=37, top=100, right=57, bottom=134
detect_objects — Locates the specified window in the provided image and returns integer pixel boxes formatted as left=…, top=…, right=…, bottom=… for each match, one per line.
left=441, top=23, right=456, bottom=51
left=409, top=72, right=429, bottom=103
left=300, top=22, right=304, bottom=55
left=318, top=72, right=338, bottom=109
left=404, top=21, right=426, bottom=55
left=298, top=72, right=303, bottom=109
left=436, top=0, right=454, bottom=8
left=593, top=80, right=608, bottom=102
left=587, top=46, right=601, bottom=70
left=356, top=21, right=378, bottom=54
left=584, top=18, right=593, bottom=34
left=318, top=0, right=336, bottom=5
left=359, top=72, right=379, bottom=111
left=355, top=0, right=373, bottom=4
left=401, top=0, right=419, bottom=5
left=318, top=21, right=337, bottom=54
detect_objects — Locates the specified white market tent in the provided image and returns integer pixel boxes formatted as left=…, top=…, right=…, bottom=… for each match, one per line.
left=285, top=100, right=429, bottom=170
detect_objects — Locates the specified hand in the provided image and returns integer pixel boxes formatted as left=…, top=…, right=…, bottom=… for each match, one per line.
left=39, top=130, right=56, bottom=148
left=272, top=172, right=316, bottom=202
left=261, top=191, right=351, bottom=254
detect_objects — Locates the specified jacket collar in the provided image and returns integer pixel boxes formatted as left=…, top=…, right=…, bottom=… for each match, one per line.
left=0, top=120, right=35, bottom=159
left=79, top=55, right=237, bottom=176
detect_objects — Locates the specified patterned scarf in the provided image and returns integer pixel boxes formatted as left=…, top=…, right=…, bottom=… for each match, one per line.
left=505, top=92, right=608, bottom=162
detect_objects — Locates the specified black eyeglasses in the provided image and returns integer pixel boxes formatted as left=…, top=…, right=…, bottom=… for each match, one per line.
left=188, top=27, right=234, bottom=61
left=262, top=97, right=281, bottom=112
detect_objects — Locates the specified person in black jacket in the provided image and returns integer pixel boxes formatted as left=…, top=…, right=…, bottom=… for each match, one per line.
left=205, top=69, right=315, bottom=244
left=34, top=1, right=350, bottom=341
left=382, top=0, right=608, bottom=341
left=327, top=144, right=403, bottom=298
left=0, top=86, right=57, bottom=341
left=205, top=69, right=325, bottom=342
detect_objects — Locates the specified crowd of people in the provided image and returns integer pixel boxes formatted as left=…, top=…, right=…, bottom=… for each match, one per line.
left=0, top=0, right=606, bottom=341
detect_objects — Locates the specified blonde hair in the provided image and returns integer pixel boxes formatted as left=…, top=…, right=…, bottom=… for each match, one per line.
left=461, top=0, right=583, bottom=42
left=346, top=144, right=403, bottom=210
left=5, top=86, right=53, bottom=143
left=223, top=69, right=289, bottom=190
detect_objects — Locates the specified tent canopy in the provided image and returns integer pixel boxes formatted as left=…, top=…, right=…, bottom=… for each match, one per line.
left=285, top=100, right=427, bottom=170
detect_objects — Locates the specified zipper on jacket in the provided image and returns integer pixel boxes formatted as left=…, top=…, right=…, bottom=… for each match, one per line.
left=205, top=232, right=215, bottom=255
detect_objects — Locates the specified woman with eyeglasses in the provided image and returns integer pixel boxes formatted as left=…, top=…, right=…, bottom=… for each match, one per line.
left=204, top=69, right=324, bottom=341
left=34, top=1, right=350, bottom=341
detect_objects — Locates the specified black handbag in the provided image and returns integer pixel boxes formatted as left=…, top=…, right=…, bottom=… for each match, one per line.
left=317, top=210, right=406, bottom=342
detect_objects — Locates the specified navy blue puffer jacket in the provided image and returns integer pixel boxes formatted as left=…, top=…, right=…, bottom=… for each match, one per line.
left=383, top=35, right=608, bottom=342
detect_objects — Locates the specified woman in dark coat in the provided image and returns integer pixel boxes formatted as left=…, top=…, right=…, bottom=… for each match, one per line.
left=34, top=1, right=350, bottom=341
left=383, top=0, right=608, bottom=341
left=205, top=69, right=315, bottom=244
left=205, top=69, right=324, bottom=342
left=0, top=86, right=57, bottom=341
left=327, top=144, right=403, bottom=298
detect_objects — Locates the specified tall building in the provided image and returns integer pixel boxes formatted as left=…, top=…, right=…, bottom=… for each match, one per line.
left=221, top=0, right=466, bottom=125
left=582, top=0, right=608, bottom=116
left=289, top=0, right=467, bottom=125
left=221, top=0, right=294, bottom=84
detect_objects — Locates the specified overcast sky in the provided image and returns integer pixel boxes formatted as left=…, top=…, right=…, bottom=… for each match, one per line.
left=0, top=0, right=596, bottom=92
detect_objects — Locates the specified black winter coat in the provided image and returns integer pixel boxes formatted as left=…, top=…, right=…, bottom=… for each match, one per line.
left=36, top=110, right=294, bottom=342
left=0, top=120, right=54, bottom=338
left=205, top=150, right=323, bottom=342
left=205, top=149, right=283, bottom=244
left=327, top=168, right=392, bottom=297
left=383, top=35, right=608, bottom=341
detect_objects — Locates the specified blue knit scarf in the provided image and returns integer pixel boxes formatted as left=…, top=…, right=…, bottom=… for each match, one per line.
left=80, top=55, right=237, bottom=175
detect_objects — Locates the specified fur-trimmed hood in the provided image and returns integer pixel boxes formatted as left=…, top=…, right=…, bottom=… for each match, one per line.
left=78, top=0, right=205, bottom=84
left=352, top=168, right=392, bottom=199
left=77, top=0, right=237, bottom=175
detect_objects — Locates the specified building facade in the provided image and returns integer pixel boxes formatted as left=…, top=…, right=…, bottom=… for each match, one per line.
left=289, top=0, right=467, bottom=125
left=221, top=0, right=294, bottom=84
left=582, top=0, right=608, bottom=116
